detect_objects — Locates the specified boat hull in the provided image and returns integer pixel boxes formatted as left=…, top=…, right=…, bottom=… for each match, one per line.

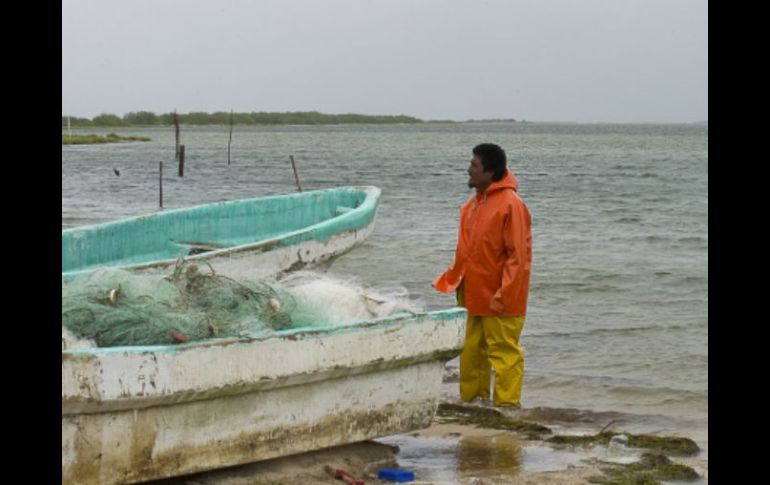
left=62, top=186, right=380, bottom=281
left=62, top=308, right=466, bottom=484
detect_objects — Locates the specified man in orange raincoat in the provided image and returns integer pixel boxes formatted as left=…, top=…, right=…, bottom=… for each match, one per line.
left=433, top=143, right=532, bottom=407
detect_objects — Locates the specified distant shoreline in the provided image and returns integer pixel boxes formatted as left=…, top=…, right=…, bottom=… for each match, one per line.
left=61, top=111, right=707, bottom=128
left=62, top=111, right=428, bottom=128
left=62, top=133, right=151, bottom=145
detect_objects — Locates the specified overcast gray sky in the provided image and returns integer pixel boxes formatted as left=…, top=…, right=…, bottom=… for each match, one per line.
left=62, top=0, right=707, bottom=123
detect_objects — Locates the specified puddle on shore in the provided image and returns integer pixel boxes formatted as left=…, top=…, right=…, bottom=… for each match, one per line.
left=375, top=432, right=600, bottom=483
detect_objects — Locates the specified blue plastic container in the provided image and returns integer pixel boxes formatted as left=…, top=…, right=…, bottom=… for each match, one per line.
left=377, top=468, right=415, bottom=482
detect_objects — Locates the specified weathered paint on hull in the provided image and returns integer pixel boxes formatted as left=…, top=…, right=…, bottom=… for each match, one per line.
left=62, top=309, right=466, bottom=484
left=139, top=220, right=374, bottom=281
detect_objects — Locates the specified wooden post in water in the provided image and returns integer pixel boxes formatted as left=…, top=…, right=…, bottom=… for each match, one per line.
left=178, top=145, right=185, bottom=177
left=227, top=110, right=234, bottom=165
left=289, top=155, right=303, bottom=192
left=173, top=110, right=180, bottom=160
left=159, top=161, right=164, bottom=208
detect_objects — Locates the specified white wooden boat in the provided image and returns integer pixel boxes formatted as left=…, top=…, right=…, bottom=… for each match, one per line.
left=62, top=308, right=466, bottom=484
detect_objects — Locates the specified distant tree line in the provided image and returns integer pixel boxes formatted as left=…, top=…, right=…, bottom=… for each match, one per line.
left=62, top=133, right=151, bottom=145
left=62, top=111, right=424, bottom=127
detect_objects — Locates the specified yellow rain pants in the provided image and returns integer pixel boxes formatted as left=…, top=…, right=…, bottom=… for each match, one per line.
left=458, top=285, right=526, bottom=406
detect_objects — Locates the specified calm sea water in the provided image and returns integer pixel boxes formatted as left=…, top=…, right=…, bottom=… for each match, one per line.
left=62, top=122, right=708, bottom=453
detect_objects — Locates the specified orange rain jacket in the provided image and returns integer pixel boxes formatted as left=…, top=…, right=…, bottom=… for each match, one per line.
left=433, top=169, right=532, bottom=316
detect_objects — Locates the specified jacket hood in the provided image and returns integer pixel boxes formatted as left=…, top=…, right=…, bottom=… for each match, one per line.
left=486, top=169, right=519, bottom=193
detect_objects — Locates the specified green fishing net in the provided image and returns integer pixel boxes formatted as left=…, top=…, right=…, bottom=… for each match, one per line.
left=61, top=261, right=297, bottom=347
left=62, top=262, right=423, bottom=348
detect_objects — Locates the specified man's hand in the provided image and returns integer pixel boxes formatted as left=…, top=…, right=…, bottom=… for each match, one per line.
left=490, top=296, right=505, bottom=314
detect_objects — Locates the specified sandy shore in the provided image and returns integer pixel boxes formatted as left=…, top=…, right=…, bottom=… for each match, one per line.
left=149, top=409, right=707, bottom=485
left=151, top=426, right=603, bottom=485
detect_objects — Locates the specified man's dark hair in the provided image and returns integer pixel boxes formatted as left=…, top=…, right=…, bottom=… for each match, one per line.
left=472, top=143, right=507, bottom=181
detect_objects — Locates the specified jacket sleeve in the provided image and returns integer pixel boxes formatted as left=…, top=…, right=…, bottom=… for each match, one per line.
left=491, top=199, right=532, bottom=315
left=432, top=206, right=465, bottom=293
